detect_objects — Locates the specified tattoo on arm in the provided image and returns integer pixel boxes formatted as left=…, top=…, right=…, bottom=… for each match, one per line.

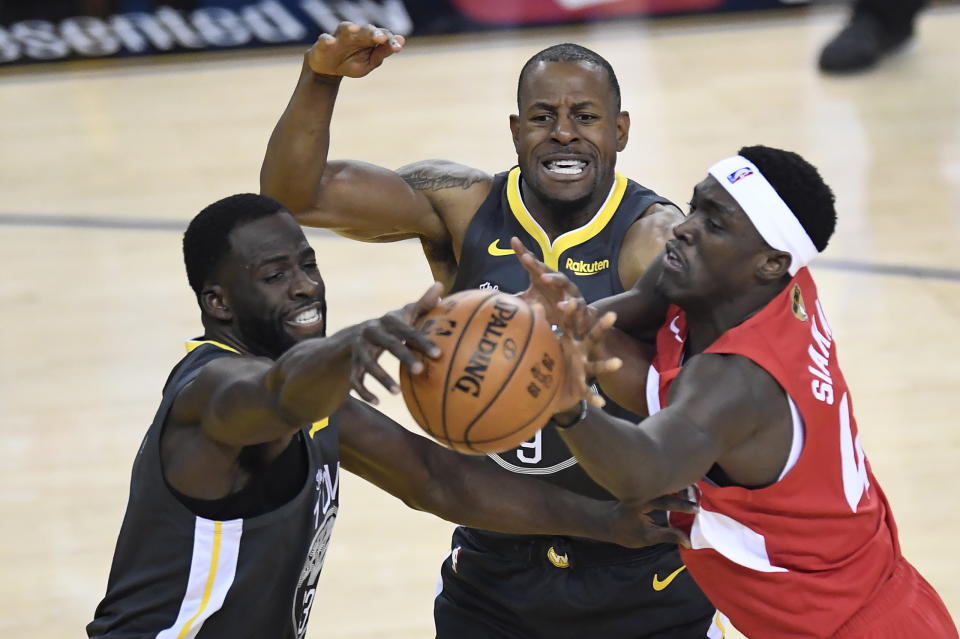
left=401, top=167, right=487, bottom=192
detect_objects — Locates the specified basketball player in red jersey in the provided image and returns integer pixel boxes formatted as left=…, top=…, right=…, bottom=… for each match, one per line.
left=522, top=145, right=959, bottom=638
left=261, top=21, right=719, bottom=639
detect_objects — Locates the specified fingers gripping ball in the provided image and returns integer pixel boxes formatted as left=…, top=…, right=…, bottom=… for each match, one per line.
left=400, top=289, right=564, bottom=454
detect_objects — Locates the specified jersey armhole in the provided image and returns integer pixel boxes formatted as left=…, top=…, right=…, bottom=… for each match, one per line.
left=776, top=395, right=806, bottom=482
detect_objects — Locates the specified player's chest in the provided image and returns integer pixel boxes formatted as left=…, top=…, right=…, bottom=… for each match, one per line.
left=466, top=239, right=621, bottom=301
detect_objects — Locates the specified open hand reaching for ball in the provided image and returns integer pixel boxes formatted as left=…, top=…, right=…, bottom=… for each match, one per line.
left=349, top=282, right=443, bottom=405
left=512, top=237, right=622, bottom=412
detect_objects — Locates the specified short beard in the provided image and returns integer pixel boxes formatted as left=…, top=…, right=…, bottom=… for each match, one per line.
left=540, top=192, right=595, bottom=218
left=522, top=171, right=602, bottom=221
left=236, top=314, right=296, bottom=360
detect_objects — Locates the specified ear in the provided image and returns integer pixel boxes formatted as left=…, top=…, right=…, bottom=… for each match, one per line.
left=509, top=114, right=520, bottom=154
left=200, top=285, right=232, bottom=322
left=616, top=111, right=630, bottom=152
left=756, top=250, right=792, bottom=282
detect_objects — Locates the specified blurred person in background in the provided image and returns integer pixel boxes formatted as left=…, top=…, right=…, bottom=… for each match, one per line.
left=819, top=0, right=926, bottom=72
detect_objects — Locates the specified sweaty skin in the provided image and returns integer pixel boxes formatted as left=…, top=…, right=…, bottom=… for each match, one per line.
left=165, top=207, right=695, bottom=548
left=516, top=173, right=798, bottom=503
left=259, top=21, right=680, bottom=293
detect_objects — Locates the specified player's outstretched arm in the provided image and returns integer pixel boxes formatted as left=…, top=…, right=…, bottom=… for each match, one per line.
left=337, top=398, right=696, bottom=548
left=552, top=353, right=792, bottom=505
left=170, top=284, right=442, bottom=447
left=260, top=22, right=490, bottom=254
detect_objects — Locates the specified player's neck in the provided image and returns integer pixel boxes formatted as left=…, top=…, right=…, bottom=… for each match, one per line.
left=199, top=323, right=252, bottom=357
left=519, top=179, right=612, bottom=241
left=682, top=283, right=785, bottom=356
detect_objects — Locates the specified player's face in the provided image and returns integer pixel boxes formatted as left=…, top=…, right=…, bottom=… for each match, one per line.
left=222, top=213, right=327, bottom=359
left=656, top=176, right=770, bottom=308
left=511, top=61, right=627, bottom=215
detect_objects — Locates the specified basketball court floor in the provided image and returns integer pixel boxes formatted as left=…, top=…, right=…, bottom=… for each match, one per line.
left=1, top=4, right=958, bottom=637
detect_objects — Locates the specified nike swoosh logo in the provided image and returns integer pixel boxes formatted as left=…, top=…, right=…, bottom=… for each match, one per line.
left=487, top=240, right=515, bottom=257
left=652, top=565, right=687, bottom=591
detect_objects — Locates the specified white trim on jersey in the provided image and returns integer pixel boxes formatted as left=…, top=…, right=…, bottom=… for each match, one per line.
left=434, top=549, right=453, bottom=599
left=777, top=395, right=806, bottom=482
left=486, top=452, right=579, bottom=475
left=707, top=610, right=731, bottom=638
left=691, top=508, right=788, bottom=574
left=156, top=518, right=243, bottom=639
left=645, top=364, right=662, bottom=415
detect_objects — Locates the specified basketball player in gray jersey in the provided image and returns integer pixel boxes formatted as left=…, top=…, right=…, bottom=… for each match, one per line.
left=261, top=23, right=717, bottom=639
left=87, top=194, right=691, bottom=639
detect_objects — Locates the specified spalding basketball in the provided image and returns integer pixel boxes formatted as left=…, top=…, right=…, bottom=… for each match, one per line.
left=400, top=289, right=564, bottom=455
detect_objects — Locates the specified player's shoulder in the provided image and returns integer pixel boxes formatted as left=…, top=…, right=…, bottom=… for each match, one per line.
left=678, top=352, right=782, bottom=408
left=396, top=159, right=493, bottom=195
left=617, top=203, right=683, bottom=288
left=397, top=160, right=494, bottom=253
left=168, top=351, right=270, bottom=425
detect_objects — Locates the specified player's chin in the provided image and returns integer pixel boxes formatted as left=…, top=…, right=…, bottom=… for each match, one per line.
left=655, top=270, right=686, bottom=301
left=283, top=321, right=325, bottom=342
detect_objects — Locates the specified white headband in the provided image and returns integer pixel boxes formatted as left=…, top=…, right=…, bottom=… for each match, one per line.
left=708, top=155, right=818, bottom=276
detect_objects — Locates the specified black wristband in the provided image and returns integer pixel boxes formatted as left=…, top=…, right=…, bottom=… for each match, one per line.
left=549, top=399, right=588, bottom=430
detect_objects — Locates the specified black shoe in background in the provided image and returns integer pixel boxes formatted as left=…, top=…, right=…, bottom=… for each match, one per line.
left=818, top=10, right=915, bottom=73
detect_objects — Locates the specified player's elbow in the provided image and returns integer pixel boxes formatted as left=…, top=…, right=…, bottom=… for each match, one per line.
left=405, top=455, right=472, bottom=521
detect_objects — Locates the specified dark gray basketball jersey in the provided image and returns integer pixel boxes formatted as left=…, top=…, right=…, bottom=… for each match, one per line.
left=88, top=341, right=340, bottom=639
left=452, top=167, right=672, bottom=500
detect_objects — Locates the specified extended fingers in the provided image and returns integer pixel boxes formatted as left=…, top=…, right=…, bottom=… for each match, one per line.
left=557, top=296, right=592, bottom=340
left=585, top=386, right=607, bottom=408
left=412, top=282, right=443, bottom=320
left=365, top=321, right=428, bottom=373
left=513, top=237, right=553, bottom=279
left=381, top=312, right=440, bottom=360
left=351, top=349, right=399, bottom=400
left=540, top=272, right=580, bottom=297
left=584, top=357, right=622, bottom=380
left=583, top=311, right=617, bottom=348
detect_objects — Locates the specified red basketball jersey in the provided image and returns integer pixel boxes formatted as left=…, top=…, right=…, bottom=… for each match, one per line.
left=656, top=268, right=901, bottom=638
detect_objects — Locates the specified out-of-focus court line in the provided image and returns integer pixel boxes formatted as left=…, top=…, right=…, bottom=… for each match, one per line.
left=4, top=211, right=958, bottom=282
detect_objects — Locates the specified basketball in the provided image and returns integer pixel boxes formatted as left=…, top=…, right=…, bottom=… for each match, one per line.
left=400, top=289, right=565, bottom=455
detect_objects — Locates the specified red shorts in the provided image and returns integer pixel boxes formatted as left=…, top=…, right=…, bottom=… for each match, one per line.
left=833, top=558, right=957, bottom=638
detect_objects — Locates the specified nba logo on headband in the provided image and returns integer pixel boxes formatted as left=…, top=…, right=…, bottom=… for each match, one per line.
left=727, top=167, right=754, bottom=184
left=709, top=155, right=819, bottom=276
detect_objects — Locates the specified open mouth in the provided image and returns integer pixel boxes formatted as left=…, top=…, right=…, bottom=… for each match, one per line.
left=663, top=242, right=686, bottom=271
left=286, top=305, right=324, bottom=331
left=543, top=159, right=588, bottom=176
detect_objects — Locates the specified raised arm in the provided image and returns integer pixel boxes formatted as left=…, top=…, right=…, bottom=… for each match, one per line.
left=260, top=22, right=490, bottom=282
left=337, top=398, right=695, bottom=547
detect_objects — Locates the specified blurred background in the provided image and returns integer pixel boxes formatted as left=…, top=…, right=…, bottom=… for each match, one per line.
left=1, top=0, right=958, bottom=637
